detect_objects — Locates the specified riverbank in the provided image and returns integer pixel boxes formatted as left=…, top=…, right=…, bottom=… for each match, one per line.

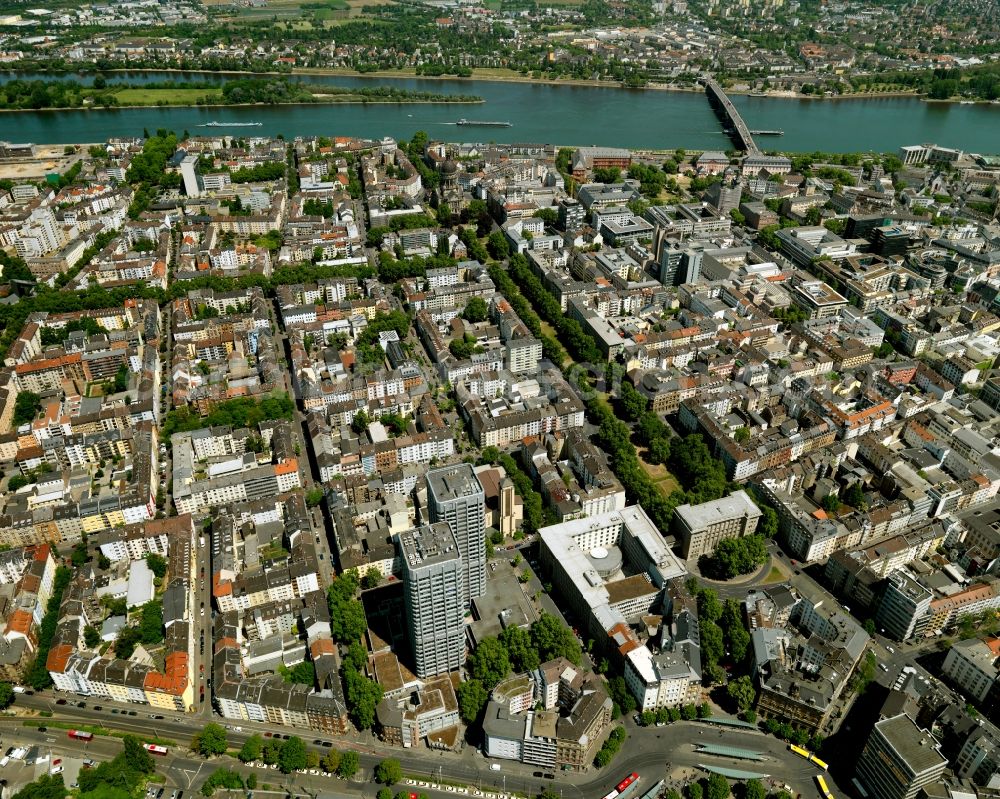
left=7, top=66, right=997, bottom=104
left=0, top=97, right=484, bottom=112
left=0, top=79, right=483, bottom=112
left=726, top=88, right=925, bottom=100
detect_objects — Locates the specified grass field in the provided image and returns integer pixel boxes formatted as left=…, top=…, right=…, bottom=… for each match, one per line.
left=209, top=0, right=385, bottom=25
left=469, top=67, right=534, bottom=80
left=537, top=318, right=575, bottom=366
left=763, top=566, right=785, bottom=584
left=637, top=448, right=681, bottom=496
left=113, top=87, right=221, bottom=105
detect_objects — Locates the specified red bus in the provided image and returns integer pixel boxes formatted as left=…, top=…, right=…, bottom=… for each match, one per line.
left=601, top=772, right=640, bottom=799
left=143, top=744, right=168, bottom=756
left=68, top=730, right=94, bottom=742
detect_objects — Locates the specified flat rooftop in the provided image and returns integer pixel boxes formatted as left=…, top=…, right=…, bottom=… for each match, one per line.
left=876, top=714, right=948, bottom=774
left=606, top=574, right=657, bottom=604
left=674, top=490, right=761, bottom=531
left=426, top=463, right=483, bottom=502
left=399, top=522, right=460, bottom=569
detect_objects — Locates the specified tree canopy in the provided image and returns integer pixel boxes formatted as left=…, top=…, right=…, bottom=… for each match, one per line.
left=192, top=723, right=228, bottom=757
left=375, top=759, right=402, bottom=786
left=238, top=734, right=264, bottom=763
left=457, top=679, right=488, bottom=723
left=462, top=296, right=489, bottom=323
left=467, top=636, right=510, bottom=689
left=699, top=536, right=768, bottom=580
left=277, top=737, right=307, bottom=774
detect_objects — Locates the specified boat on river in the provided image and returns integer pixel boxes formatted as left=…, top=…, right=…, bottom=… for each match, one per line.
left=199, top=121, right=263, bottom=127
left=456, top=118, right=511, bottom=127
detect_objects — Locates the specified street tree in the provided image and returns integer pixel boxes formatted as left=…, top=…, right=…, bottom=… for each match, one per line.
left=375, top=758, right=402, bottom=785
left=192, top=723, right=227, bottom=757
left=277, top=736, right=307, bottom=774
left=121, top=735, right=155, bottom=774
left=707, top=773, right=730, bottom=799
left=320, top=748, right=341, bottom=773
left=261, top=739, right=282, bottom=765
left=337, top=751, right=359, bottom=779
left=727, top=675, right=756, bottom=713
left=238, top=735, right=263, bottom=763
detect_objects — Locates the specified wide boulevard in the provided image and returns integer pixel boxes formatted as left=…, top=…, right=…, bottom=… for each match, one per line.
left=1, top=686, right=874, bottom=799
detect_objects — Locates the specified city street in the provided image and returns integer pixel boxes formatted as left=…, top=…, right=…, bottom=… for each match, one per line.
left=0, top=697, right=840, bottom=799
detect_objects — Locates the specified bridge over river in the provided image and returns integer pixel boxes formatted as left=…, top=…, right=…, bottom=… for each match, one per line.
left=702, top=77, right=760, bottom=153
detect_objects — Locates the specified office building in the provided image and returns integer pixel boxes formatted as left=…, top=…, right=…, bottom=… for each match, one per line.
left=426, top=464, right=486, bottom=604
left=538, top=505, right=687, bottom=653
left=871, top=226, right=909, bottom=258
left=846, top=215, right=890, bottom=240
left=400, top=523, right=465, bottom=678
left=673, top=490, right=763, bottom=560
left=855, top=714, right=947, bottom=799
left=558, top=198, right=585, bottom=231
left=941, top=637, right=1000, bottom=704
left=659, top=242, right=684, bottom=286
left=875, top=570, right=932, bottom=642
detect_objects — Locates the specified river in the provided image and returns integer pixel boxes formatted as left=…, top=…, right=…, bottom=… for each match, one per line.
left=1, top=71, right=998, bottom=153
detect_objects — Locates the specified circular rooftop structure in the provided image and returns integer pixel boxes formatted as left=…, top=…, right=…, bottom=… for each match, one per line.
left=586, top=544, right=623, bottom=579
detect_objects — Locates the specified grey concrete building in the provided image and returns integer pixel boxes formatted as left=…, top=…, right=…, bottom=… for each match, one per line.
left=401, top=523, right=465, bottom=678
left=856, top=714, right=947, bottom=799
left=426, top=464, right=486, bottom=604
left=673, top=490, right=763, bottom=560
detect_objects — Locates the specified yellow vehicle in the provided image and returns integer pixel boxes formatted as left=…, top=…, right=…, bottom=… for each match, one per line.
left=789, top=744, right=811, bottom=761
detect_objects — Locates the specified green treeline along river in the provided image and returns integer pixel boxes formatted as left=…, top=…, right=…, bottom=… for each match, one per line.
left=0, top=71, right=998, bottom=153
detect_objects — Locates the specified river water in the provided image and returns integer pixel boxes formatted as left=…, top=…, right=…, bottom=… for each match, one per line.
left=0, top=71, right=997, bottom=153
